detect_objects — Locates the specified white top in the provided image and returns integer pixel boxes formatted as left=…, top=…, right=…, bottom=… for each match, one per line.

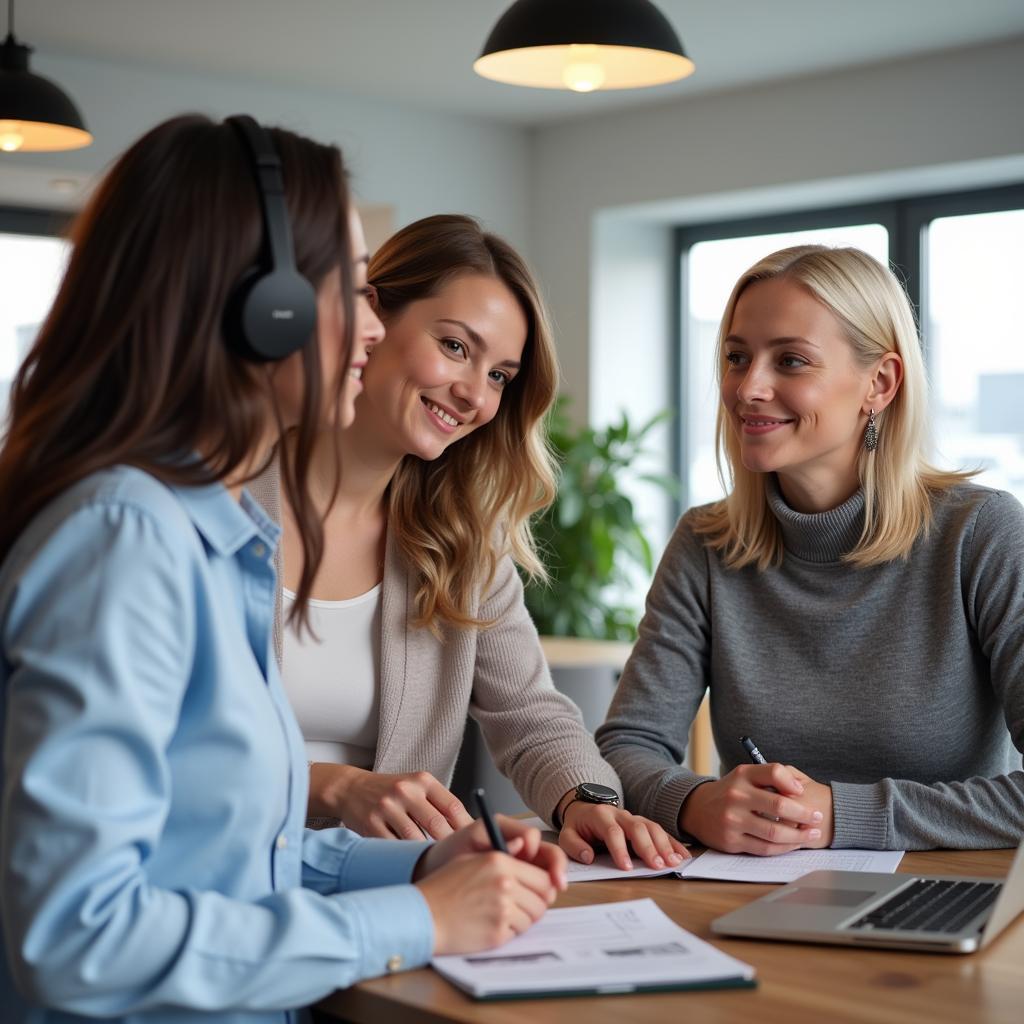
left=281, top=584, right=381, bottom=769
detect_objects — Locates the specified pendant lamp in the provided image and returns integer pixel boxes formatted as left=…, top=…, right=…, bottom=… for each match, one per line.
left=0, top=0, right=91, bottom=152
left=475, top=0, right=694, bottom=93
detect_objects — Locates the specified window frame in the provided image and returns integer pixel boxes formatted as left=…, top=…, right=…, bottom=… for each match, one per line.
left=0, top=205, right=73, bottom=238
left=0, top=206, right=74, bottom=414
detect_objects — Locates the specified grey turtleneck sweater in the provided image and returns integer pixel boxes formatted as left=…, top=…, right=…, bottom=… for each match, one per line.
left=596, top=480, right=1024, bottom=851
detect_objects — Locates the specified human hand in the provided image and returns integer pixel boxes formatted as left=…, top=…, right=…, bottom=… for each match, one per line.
left=782, top=765, right=834, bottom=848
left=678, top=763, right=825, bottom=855
left=416, top=814, right=568, bottom=887
left=414, top=816, right=568, bottom=956
left=308, top=764, right=473, bottom=839
left=559, top=802, right=691, bottom=872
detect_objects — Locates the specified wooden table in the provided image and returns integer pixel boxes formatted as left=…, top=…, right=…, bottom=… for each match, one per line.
left=318, top=847, right=1022, bottom=1024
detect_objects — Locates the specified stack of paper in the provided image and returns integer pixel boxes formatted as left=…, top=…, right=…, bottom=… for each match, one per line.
left=432, top=898, right=755, bottom=1000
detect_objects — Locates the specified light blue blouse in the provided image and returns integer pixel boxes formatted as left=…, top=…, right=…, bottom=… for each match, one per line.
left=0, top=466, right=434, bottom=1024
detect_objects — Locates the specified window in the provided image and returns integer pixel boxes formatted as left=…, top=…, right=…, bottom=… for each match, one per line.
left=925, top=208, right=1024, bottom=500
left=0, top=209, right=71, bottom=433
left=673, top=185, right=1024, bottom=511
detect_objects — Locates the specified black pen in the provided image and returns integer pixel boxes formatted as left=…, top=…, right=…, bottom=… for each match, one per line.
left=740, top=735, right=768, bottom=765
left=472, top=788, right=508, bottom=854
left=740, top=735, right=781, bottom=821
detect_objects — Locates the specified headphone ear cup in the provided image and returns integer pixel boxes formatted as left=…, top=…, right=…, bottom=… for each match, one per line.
left=224, top=267, right=318, bottom=362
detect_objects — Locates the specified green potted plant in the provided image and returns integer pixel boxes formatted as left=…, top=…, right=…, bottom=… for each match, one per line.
left=525, top=396, right=679, bottom=641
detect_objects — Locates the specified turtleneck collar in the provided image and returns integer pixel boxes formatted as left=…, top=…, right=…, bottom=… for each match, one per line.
left=765, top=475, right=866, bottom=563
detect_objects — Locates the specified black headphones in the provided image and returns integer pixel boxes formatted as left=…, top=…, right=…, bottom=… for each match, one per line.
left=223, top=114, right=318, bottom=362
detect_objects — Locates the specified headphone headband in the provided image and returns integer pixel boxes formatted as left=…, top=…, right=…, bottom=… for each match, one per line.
left=227, top=115, right=298, bottom=277
left=222, top=114, right=317, bottom=362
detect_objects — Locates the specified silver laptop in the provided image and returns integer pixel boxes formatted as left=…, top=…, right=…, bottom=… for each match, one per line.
left=711, top=837, right=1024, bottom=953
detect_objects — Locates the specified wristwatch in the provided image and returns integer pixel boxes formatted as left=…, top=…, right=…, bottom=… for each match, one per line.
left=556, top=782, right=620, bottom=828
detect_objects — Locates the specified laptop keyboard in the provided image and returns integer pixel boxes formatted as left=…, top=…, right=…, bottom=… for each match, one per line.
left=847, top=879, right=1002, bottom=934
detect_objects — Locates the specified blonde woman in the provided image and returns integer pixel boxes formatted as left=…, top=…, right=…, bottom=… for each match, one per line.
left=252, top=214, right=689, bottom=872
left=597, top=244, right=1024, bottom=853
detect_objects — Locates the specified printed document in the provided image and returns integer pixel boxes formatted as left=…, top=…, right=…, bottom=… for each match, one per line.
left=431, top=897, right=755, bottom=999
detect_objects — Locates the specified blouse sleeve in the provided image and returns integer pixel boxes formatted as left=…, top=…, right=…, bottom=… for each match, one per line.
left=596, top=515, right=716, bottom=839
left=469, top=555, right=621, bottom=825
left=1, top=500, right=432, bottom=1017
left=831, top=491, right=1024, bottom=850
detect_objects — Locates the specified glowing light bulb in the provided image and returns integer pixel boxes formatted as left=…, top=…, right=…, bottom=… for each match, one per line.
left=0, top=121, right=25, bottom=152
left=563, top=62, right=606, bottom=92
left=562, top=45, right=606, bottom=93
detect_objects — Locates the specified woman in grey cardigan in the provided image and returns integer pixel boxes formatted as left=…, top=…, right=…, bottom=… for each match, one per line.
left=251, top=214, right=689, bottom=874
left=596, top=244, right=1024, bottom=854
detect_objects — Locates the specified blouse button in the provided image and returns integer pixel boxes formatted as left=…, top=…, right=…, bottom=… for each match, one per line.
left=252, top=542, right=267, bottom=559
left=276, top=834, right=288, bottom=850
left=386, top=955, right=404, bottom=973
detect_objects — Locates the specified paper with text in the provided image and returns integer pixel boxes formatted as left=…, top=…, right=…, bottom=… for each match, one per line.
left=431, top=897, right=755, bottom=999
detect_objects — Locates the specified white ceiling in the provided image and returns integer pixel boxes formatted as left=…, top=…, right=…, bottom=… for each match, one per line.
left=17, top=0, right=1024, bottom=125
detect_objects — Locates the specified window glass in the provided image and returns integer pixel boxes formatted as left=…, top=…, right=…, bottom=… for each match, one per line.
left=926, top=209, right=1024, bottom=504
left=0, top=232, right=70, bottom=431
left=684, top=224, right=889, bottom=507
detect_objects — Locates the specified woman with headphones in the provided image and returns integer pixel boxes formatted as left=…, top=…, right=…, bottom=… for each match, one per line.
left=0, top=115, right=565, bottom=1024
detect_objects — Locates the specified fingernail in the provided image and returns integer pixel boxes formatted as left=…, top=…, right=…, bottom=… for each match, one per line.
left=794, top=783, right=805, bottom=793
left=653, top=856, right=664, bottom=868
left=812, top=811, right=823, bottom=822
left=624, top=859, right=633, bottom=872
left=668, top=853, right=682, bottom=865
left=809, top=829, right=821, bottom=838
left=579, top=848, right=593, bottom=863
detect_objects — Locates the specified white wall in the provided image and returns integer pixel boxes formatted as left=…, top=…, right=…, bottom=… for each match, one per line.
left=532, top=36, right=1024, bottom=423
left=1, top=51, right=532, bottom=253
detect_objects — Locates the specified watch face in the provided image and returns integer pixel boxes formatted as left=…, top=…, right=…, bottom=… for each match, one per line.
left=578, top=783, right=619, bottom=804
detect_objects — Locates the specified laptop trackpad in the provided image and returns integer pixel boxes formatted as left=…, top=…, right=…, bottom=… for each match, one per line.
left=775, top=887, right=874, bottom=907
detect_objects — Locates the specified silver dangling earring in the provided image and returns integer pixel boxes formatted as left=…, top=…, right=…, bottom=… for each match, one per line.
left=864, top=409, right=878, bottom=451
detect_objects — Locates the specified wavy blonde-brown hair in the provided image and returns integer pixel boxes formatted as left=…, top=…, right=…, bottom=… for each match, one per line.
left=369, top=214, right=559, bottom=630
left=692, top=244, right=974, bottom=569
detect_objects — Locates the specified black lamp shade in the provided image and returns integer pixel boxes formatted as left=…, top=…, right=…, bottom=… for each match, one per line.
left=475, top=0, right=694, bottom=91
left=0, top=35, right=92, bottom=151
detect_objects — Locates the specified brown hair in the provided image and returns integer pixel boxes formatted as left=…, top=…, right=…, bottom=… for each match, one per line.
left=0, top=113, right=354, bottom=623
left=369, top=214, right=559, bottom=630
